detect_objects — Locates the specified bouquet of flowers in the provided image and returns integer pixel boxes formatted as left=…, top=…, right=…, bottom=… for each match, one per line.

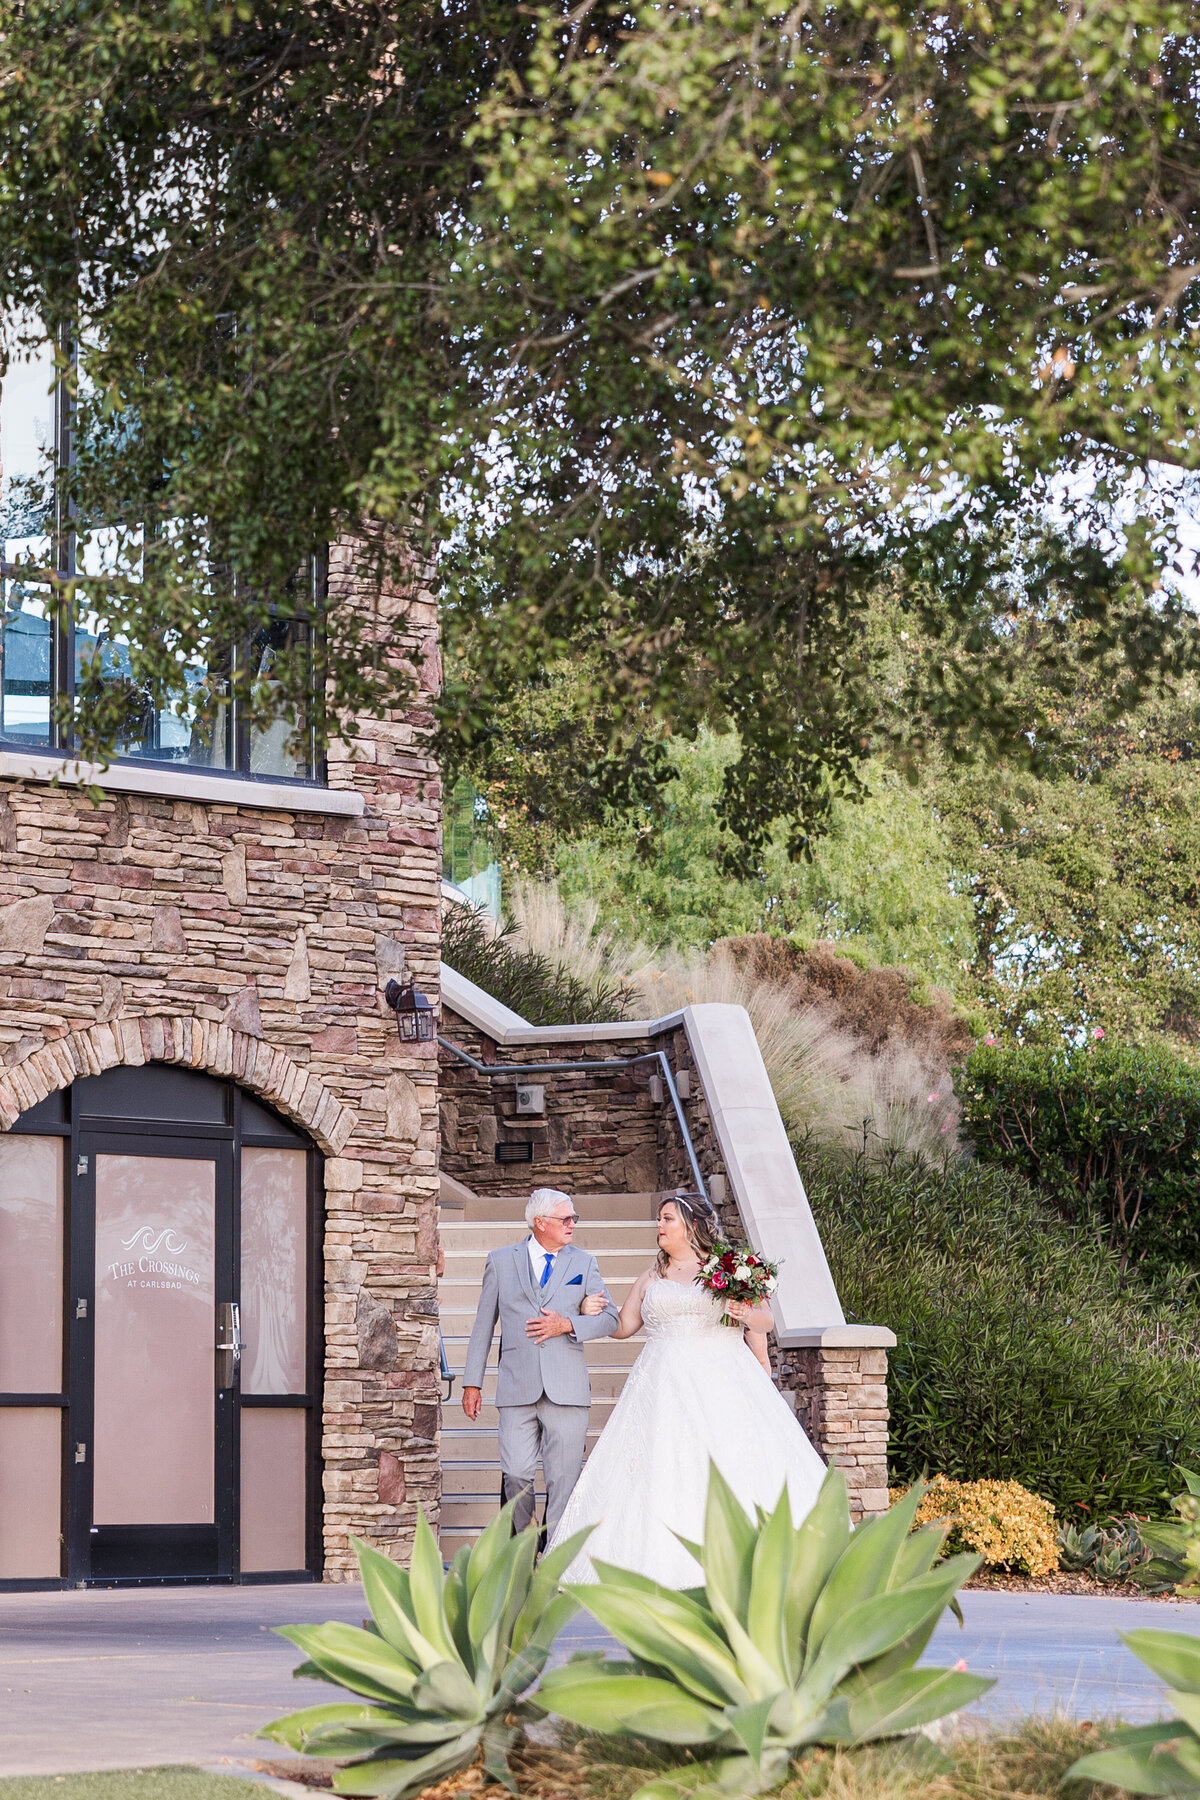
left=698, top=1240, right=780, bottom=1326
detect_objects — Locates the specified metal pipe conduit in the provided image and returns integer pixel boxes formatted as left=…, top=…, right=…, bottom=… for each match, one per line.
left=436, top=1035, right=709, bottom=1203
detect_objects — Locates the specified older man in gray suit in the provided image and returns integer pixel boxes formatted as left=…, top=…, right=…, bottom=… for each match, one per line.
left=462, top=1187, right=620, bottom=1536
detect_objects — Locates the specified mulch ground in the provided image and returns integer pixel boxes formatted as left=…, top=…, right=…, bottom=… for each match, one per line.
left=256, top=1747, right=590, bottom=1800
left=964, top=1569, right=1199, bottom=1598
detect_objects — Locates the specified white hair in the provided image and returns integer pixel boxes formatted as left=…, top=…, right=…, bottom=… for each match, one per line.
left=525, top=1187, right=574, bottom=1226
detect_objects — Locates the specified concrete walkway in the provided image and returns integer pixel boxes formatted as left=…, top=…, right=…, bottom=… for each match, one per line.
left=0, top=1585, right=1197, bottom=1776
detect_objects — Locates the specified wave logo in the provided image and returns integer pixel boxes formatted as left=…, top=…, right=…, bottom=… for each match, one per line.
left=120, top=1226, right=189, bottom=1256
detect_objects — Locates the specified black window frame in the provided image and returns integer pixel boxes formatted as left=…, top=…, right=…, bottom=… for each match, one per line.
left=0, top=341, right=327, bottom=788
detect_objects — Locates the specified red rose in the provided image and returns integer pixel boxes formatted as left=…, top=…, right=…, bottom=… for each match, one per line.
left=711, top=1272, right=729, bottom=1289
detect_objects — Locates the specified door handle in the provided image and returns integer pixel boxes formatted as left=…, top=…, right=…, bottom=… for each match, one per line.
left=216, top=1301, right=243, bottom=1388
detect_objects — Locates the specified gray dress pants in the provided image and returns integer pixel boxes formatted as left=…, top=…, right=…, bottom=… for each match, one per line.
left=498, top=1398, right=590, bottom=1535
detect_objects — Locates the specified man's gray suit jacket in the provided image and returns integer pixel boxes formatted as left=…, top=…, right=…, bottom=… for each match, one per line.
left=463, top=1240, right=619, bottom=1407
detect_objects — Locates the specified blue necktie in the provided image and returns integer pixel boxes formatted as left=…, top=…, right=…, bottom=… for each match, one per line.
left=539, top=1252, right=554, bottom=1289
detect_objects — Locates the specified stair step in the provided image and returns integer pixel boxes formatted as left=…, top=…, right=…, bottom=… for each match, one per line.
left=442, top=1248, right=652, bottom=1282
left=438, top=1336, right=642, bottom=1369
left=457, top=1191, right=661, bottom=1224
left=438, top=1276, right=639, bottom=1311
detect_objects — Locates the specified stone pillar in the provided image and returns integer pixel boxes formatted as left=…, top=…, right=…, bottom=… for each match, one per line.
left=774, top=1329, right=894, bottom=1521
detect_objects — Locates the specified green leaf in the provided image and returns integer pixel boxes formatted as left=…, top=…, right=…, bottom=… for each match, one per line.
left=569, top=1577, right=748, bottom=1706
left=725, top=1696, right=776, bottom=1762
left=509, top=1524, right=590, bottom=1657
left=274, top=1624, right=420, bottom=1705
left=1123, top=1631, right=1200, bottom=1697
left=801, top=1558, right=980, bottom=1700
left=782, top=1467, right=851, bottom=1660
left=745, top=1491, right=795, bottom=1683
left=407, top=1511, right=462, bottom=1668
left=329, top=1728, right=484, bottom=1800
left=410, top=1658, right=484, bottom=1722
left=700, top=1462, right=757, bottom=1632
left=539, top=1662, right=726, bottom=1744
left=354, top=1539, right=421, bottom=1663
left=259, top=1702, right=410, bottom=1752
left=840, top=1667, right=995, bottom=1742
left=1065, top=1740, right=1200, bottom=1797
left=806, top=1490, right=926, bottom=1657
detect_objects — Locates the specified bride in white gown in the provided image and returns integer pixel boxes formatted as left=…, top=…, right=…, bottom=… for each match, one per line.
left=546, top=1192, right=828, bottom=1588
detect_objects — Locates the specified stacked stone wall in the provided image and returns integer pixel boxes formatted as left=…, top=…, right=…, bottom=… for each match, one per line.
left=0, top=545, right=443, bottom=1577
left=438, top=1009, right=666, bottom=1195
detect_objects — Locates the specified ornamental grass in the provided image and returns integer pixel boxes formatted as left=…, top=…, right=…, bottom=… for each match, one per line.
left=890, top=1477, right=1059, bottom=1578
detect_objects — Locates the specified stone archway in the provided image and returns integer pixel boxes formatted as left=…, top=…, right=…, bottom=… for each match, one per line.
left=0, top=1014, right=357, bottom=1153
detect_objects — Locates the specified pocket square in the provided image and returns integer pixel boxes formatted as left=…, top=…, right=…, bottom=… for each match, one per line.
left=566, top=1273, right=583, bottom=1285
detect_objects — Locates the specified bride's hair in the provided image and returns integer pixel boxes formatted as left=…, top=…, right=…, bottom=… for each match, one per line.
left=656, top=1190, right=720, bottom=1277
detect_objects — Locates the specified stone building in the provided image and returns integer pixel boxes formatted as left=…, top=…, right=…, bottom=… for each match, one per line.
left=0, top=511, right=443, bottom=1583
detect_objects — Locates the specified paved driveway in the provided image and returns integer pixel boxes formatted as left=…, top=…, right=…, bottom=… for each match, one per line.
left=0, top=1585, right=1197, bottom=1776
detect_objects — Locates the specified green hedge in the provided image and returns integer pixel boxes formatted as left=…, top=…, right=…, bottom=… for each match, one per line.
left=807, top=1154, right=1200, bottom=1515
left=959, top=1041, right=1200, bottom=1272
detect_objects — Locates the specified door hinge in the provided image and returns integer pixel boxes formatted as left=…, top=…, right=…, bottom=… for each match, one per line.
left=75, top=1297, right=87, bottom=1320
left=74, top=1442, right=87, bottom=1464
left=76, top=1154, right=88, bottom=1176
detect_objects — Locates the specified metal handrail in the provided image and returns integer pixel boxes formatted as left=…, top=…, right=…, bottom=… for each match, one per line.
left=438, top=1327, right=455, bottom=1400
left=436, top=1035, right=708, bottom=1202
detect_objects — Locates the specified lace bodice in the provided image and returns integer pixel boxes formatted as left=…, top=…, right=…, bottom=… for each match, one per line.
left=641, top=1276, right=729, bottom=1339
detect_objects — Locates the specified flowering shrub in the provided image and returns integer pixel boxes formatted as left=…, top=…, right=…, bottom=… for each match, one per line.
left=891, top=1476, right=1060, bottom=1577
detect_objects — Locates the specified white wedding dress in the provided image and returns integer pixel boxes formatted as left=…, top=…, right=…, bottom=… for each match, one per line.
left=547, top=1275, right=828, bottom=1588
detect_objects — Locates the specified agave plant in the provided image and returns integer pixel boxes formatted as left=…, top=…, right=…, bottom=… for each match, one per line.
left=262, top=1505, right=590, bottom=1799
left=1131, top=1469, right=1200, bottom=1594
left=539, top=1465, right=992, bottom=1800
left=1067, top=1628, right=1200, bottom=1794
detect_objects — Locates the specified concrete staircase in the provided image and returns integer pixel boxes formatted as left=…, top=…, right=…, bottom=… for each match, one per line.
left=438, top=1189, right=659, bottom=1557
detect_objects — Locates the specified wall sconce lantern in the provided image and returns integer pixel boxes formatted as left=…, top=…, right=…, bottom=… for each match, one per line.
left=384, top=977, right=436, bottom=1043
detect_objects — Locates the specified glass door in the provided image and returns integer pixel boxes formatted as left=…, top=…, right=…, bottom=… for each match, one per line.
left=70, top=1133, right=235, bottom=1581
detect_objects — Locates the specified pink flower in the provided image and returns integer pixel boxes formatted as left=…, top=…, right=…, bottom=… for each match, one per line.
left=983, top=1033, right=996, bottom=1046
left=711, top=1272, right=729, bottom=1289
left=1093, top=1026, right=1105, bottom=1040
left=954, top=1659, right=968, bottom=1673
left=928, top=1093, right=939, bottom=1104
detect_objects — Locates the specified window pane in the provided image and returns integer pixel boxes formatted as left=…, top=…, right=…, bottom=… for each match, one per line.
left=240, top=1408, right=306, bottom=1571
left=0, top=327, right=55, bottom=569
left=240, top=1147, right=307, bottom=1395
left=0, top=580, right=54, bottom=746
left=0, top=1136, right=63, bottom=1391
left=74, top=617, right=232, bottom=768
left=249, top=618, right=313, bottom=779
left=0, top=1409, right=61, bottom=1577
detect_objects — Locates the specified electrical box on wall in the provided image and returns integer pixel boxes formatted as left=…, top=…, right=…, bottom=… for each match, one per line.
left=515, top=1085, right=545, bottom=1115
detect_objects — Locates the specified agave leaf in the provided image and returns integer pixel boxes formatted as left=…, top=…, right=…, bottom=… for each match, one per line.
left=839, top=1667, right=995, bottom=1742
left=260, top=1703, right=408, bottom=1751
left=355, top=1540, right=422, bottom=1663
left=782, top=1468, right=851, bottom=1660
left=1166, top=1695, right=1200, bottom=1738
left=275, top=1625, right=420, bottom=1705
left=509, top=1524, right=590, bottom=1658
left=539, top=1660, right=726, bottom=1743
left=494, top=1528, right=542, bottom=1676
left=465, top=1501, right=520, bottom=1599
left=330, top=1728, right=483, bottom=1800
left=706, top=1598, right=788, bottom=1705
left=443, top=1545, right=475, bottom=1673
left=568, top=1578, right=748, bottom=1706
left=481, top=1714, right=522, bottom=1793
left=299, top=1714, right=477, bottom=1753
left=701, top=1462, right=758, bottom=1631
left=467, top=1531, right=529, bottom=1680
left=630, top=1751, right=787, bottom=1800
left=411, top=1657, right=485, bottom=1721
left=724, top=1696, right=776, bottom=1763
left=1065, top=1740, right=1200, bottom=1796
left=806, top=1492, right=927, bottom=1657
left=1123, top=1631, right=1200, bottom=1698
left=408, top=1513, right=462, bottom=1668
left=745, top=1493, right=796, bottom=1683
left=890, top=1522, right=950, bottom=1589
left=800, top=1558, right=980, bottom=1700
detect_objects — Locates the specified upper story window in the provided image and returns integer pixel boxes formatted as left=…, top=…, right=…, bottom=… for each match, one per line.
left=0, top=329, right=323, bottom=783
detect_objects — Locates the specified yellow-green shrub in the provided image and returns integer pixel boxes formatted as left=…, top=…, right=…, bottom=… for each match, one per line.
left=890, top=1477, right=1060, bottom=1577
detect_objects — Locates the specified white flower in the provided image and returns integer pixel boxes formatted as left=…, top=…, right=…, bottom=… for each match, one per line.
left=735, top=1264, right=752, bottom=1282
left=764, top=1275, right=778, bottom=1293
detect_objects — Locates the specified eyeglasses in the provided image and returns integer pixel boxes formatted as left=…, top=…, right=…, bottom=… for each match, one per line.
left=553, top=1212, right=580, bottom=1224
